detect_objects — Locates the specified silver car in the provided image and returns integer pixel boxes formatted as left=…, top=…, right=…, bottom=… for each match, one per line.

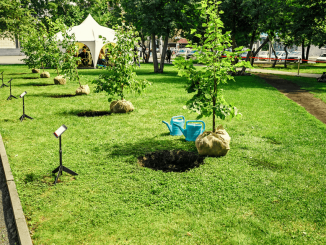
left=316, top=53, right=326, bottom=63
left=287, top=51, right=302, bottom=63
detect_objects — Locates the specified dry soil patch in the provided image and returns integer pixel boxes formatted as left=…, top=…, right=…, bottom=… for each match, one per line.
left=256, top=73, right=326, bottom=124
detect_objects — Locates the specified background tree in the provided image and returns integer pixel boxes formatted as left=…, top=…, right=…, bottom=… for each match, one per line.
left=21, top=0, right=121, bottom=29
left=119, top=0, right=200, bottom=73
left=0, top=0, right=33, bottom=39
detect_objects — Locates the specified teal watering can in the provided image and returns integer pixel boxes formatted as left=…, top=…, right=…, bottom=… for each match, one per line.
left=162, top=115, right=185, bottom=136
left=174, top=120, right=205, bottom=141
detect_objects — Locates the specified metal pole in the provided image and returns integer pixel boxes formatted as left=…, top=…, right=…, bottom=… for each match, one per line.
left=59, top=135, right=62, bottom=175
left=297, top=58, right=301, bottom=76
left=23, top=96, right=25, bottom=115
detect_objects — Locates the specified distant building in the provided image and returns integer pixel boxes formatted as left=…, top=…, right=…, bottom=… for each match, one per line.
left=0, top=37, right=24, bottom=56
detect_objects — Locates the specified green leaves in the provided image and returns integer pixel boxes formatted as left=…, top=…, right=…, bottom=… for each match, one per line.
left=174, top=0, right=250, bottom=131
left=92, top=24, right=151, bottom=102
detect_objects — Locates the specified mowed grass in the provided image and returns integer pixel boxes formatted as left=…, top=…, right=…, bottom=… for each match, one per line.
left=0, top=64, right=326, bottom=244
left=253, top=63, right=326, bottom=74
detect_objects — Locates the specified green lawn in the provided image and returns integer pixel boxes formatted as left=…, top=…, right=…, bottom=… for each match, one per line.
left=253, top=63, right=326, bottom=74
left=0, top=64, right=326, bottom=244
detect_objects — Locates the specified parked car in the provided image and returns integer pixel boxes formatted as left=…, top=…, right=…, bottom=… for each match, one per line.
left=259, top=51, right=269, bottom=61
left=176, top=49, right=193, bottom=58
left=287, top=51, right=302, bottom=62
left=175, top=49, right=187, bottom=57
left=316, top=53, right=326, bottom=63
left=186, top=50, right=197, bottom=59
left=271, top=51, right=286, bottom=62
left=240, top=52, right=248, bottom=60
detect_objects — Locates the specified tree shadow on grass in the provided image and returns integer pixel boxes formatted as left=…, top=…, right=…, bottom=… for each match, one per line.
left=14, top=82, right=55, bottom=87
left=104, top=136, right=197, bottom=157
left=101, top=136, right=209, bottom=172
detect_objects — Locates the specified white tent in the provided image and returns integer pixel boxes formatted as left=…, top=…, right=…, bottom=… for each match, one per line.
left=56, top=14, right=116, bottom=68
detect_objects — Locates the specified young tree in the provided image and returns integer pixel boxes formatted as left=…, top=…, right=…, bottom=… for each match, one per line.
left=174, top=0, right=250, bottom=132
left=92, top=24, right=150, bottom=103
left=20, top=18, right=81, bottom=84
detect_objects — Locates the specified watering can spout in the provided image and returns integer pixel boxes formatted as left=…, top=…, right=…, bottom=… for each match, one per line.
left=173, top=123, right=186, bottom=136
left=162, top=121, right=172, bottom=133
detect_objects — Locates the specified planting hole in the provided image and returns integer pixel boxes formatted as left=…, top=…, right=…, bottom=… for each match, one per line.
left=50, top=94, right=77, bottom=98
left=32, top=84, right=56, bottom=86
left=77, top=111, right=112, bottom=117
left=138, top=150, right=205, bottom=172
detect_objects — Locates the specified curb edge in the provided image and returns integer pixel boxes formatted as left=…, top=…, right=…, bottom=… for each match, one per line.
left=0, top=134, right=33, bottom=245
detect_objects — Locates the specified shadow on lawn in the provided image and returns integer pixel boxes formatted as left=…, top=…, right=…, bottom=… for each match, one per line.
left=13, top=82, right=55, bottom=87
left=106, top=136, right=206, bottom=172
left=107, top=136, right=197, bottom=157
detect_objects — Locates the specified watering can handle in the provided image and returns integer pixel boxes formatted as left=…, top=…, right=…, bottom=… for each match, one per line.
left=186, top=120, right=205, bottom=131
left=171, top=115, right=185, bottom=121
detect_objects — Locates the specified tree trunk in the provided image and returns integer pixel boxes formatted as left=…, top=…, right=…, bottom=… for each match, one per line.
left=284, top=45, right=288, bottom=68
left=252, top=35, right=270, bottom=64
left=304, top=43, right=311, bottom=64
left=241, top=29, right=256, bottom=73
left=151, top=34, right=159, bottom=73
left=74, top=67, right=81, bottom=87
left=301, top=40, right=305, bottom=63
left=271, top=43, right=278, bottom=68
left=158, top=34, right=169, bottom=73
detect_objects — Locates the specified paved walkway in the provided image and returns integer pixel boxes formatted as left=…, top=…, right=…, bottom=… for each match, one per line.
left=246, top=68, right=321, bottom=78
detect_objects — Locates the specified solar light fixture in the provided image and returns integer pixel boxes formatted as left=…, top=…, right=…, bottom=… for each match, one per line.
left=53, top=124, right=67, bottom=138
left=20, top=91, right=27, bottom=98
left=6, top=79, right=17, bottom=100
left=0, top=71, right=8, bottom=88
left=52, top=124, right=78, bottom=185
left=19, top=91, right=33, bottom=122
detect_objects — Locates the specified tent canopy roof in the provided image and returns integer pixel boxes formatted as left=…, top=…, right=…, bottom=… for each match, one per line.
left=57, top=14, right=116, bottom=43
left=56, top=14, right=116, bottom=68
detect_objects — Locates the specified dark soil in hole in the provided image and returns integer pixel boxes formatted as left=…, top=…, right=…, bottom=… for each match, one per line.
left=138, top=150, right=205, bottom=172
left=77, top=111, right=111, bottom=117
left=23, top=77, right=40, bottom=79
left=32, top=84, right=56, bottom=86
left=50, top=94, right=77, bottom=98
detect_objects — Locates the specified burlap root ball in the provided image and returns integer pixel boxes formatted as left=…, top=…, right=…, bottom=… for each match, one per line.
left=110, top=99, right=134, bottom=113
left=75, top=85, right=90, bottom=95
left=54, top=75, right=66, bottom=85
left=32, top=68, right=40, bottom=73
left=40, top=71, right=50, bottom=78
left=195, top=125, right=231, bottom=157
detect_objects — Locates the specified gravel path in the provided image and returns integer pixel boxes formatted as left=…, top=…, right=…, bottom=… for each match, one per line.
left=0, top=158, right=19, bottom=245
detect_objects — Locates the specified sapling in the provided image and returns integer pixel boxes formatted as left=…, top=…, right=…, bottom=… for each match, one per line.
left=174, top=0, right=251, bottom=132
left=92, top=23, right=150, bottom=103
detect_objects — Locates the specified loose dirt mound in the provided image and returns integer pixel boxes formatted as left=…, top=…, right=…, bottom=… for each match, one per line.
left=138, top=150, right=205, bottom=172
left=256, top=73, right=326, bottom=124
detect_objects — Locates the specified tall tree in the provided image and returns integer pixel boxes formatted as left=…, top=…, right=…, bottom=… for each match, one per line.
left=0, top=0, right=33, bottom=39
left=285, top=0, right=326, bottom=63
left=119, top=0, right=200, bottom=73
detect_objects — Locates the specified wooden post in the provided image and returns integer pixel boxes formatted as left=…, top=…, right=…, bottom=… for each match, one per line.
left=297, top=58, right=301, bottom=76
